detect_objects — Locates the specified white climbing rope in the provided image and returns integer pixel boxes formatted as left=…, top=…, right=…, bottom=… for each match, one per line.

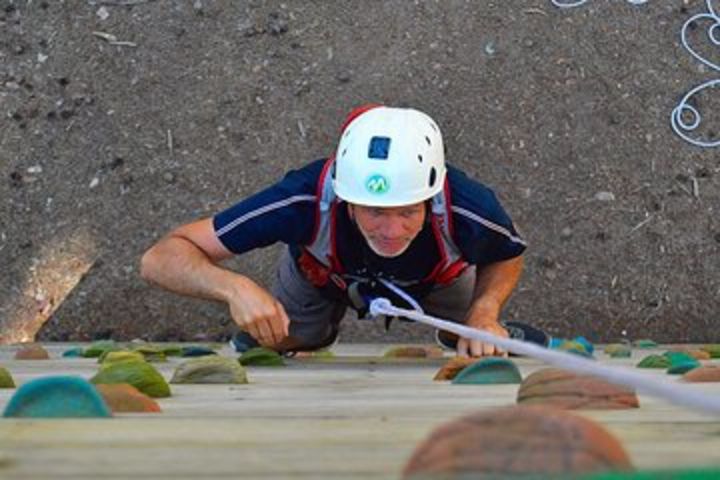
left=551, top=0, right=647, bottom=9
left=552, top=0, right=719, bottom=148
left=672, top=0, right=720, bottom=147
left=370, top=297, right=720, bottom=416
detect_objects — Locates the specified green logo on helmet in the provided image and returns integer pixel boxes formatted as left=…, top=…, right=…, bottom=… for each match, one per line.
left=365, top=174, right=390, bottom=195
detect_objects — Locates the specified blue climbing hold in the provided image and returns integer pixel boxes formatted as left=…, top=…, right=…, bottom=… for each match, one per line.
left=3, top=376, right=112, bottom=418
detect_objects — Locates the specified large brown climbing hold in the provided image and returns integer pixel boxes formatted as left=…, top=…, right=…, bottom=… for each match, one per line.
left=402, top=405, right=634, bottom=479
left=517, top=368, right=639, bottom=410
left=95, top=384, right=162, bottom=413
left=682, top=365, right=720, bottom=382
left=14, top=344, right=50, bottom=360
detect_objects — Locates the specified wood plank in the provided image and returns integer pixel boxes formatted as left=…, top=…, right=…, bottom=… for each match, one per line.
left=1, top=344, right=719, bottom=479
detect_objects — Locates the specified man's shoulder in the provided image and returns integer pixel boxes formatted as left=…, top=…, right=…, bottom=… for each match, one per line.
left=445, top=164, right=498, bottom=209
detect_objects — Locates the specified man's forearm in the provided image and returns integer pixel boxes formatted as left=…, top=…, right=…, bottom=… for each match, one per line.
left=140, top=235, right=246, bottom=303
left=471, top=255, right=523, bottom=309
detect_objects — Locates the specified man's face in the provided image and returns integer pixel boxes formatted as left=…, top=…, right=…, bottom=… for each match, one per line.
left=349, top=202, right=426, bottom=258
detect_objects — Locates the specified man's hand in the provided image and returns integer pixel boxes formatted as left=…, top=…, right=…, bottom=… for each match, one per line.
left=457, top=299, right=508, bottom=358
left=227, top=278, right=290, bottom=347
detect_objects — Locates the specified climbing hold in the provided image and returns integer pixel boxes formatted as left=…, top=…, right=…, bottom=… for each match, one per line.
left=99, top=350, right=146, bottom=368
left=683, top=365, right=720, bottom=382
left=91, top=361, right=171, bottom=398
left=62, top=347, right=85, bottom=358
left=132, top=344, right=182, bottom=357
left=14, top=344, right=50, bottom=360
left=434, top=357, right=478, bottom=381
left=701, top=344, right=720, bottom=358
left=83, top=340, right=119, bottom=358
left=633, top=339, right=658, bottom=349
left=402, top=405, right=633, bottom=478
left=517, top=368, right=639, bottom=409
left=3, top=376, right=111, bottom=418
left=604, top=344, right=632, bottom=358
left=0, top=367, right=16, bottom=388
left=170, top=356, right=248, bottom=384
left=554, top=340, right=594, bottom=359
left=636, top=355, right=671, bottom=369
left=95, top=384, right=162, bottom=413
left=451, top=357, right=522, bottom=385
left=667, top=361, right=700, bottom=375
left=238, top=347, right=285, bottom=367
left=383, top=345, right=444, bottom=358
left=180, top=346, right=217, bottom=357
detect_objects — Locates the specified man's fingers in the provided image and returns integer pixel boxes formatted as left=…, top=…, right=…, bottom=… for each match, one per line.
left=456, top=338, right=470, bottom=358
left=275, top=302, right=291, bottom=338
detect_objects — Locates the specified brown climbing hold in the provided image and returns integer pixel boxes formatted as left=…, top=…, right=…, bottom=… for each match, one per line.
left=402, top=405, right=634, bottom=478
left=682, top=365, right=720, bottom=383
left=14, top=344, right=50, bottom=360
left=517, top=368, right=639, bottom=410
left=433, top=356, right=478, bottom=381
left=384, top=345, right=444, bottom=358
left=95, top=384, right=162, bottom=413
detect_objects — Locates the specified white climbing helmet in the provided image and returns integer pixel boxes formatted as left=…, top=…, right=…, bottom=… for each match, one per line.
left=332, top=106, right=446, bottom=207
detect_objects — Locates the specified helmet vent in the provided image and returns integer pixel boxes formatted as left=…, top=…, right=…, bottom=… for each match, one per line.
left=429, top=122, right=438, bottom=132
left=425, top=136, right=432, bottom=146
left=342, top=148, right=347, bottom=157
left=418, top=154, right=423, bottom=163
left=428, top=167, right=437, bottom=187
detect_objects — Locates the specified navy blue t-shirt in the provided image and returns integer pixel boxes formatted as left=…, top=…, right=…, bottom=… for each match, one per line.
left=213, top=159, right=526, bottom=282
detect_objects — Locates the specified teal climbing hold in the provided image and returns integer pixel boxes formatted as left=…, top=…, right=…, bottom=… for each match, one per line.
left=62, top=347, right=85, bottom=358
left=181, top=346, right=217, bottom=357
left=3, top=376, right=111, bottom=418
left=667, top=361, right=700, bottom=375
left=451, top=357, right=522, bottom=385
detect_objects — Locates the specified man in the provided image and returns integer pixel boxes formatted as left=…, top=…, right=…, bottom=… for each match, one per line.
left=141, top=105, right=544, bottom=357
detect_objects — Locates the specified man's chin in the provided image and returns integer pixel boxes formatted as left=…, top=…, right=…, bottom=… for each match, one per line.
left=366, top=240, right=411, bottom=258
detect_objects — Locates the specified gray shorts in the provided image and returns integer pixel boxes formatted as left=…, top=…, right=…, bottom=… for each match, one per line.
left=271, top=248, right=475, bottom=348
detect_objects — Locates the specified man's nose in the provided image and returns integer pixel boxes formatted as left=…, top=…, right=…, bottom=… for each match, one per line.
left=379, top=217, right=406, bottom=238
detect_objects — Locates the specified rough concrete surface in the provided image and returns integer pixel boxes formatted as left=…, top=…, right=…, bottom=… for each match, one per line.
left=1, top=0, right=719, bottom=344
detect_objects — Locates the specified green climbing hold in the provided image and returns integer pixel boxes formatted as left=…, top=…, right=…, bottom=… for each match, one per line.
left=62, top=347, right=85, bottom=358
left=91, top=361, right=171, bottom=398
left=667, top=361, right=700, bottom=375
left=451, top=357, right=522, bottom=385
left=604, top=344, right=632, bottom=358
left=701, top=344, right=720, bottom=358
left=180, top=346, right=217, bottom=357
left=3, top=376, right=111, bottom=418
left=238, top=347, right=285, bottom=367
left=171, top=356, right=248, bottom=384
left=99, top=351, right=146, bottom=368
left=636, top=355, right=670, bottom=369
left=633, top=339, right=658, bottom=349
left=0, top=367, right=15, bottom=388
left=578, top=467, right=720, bottom=479
left=132, top=344, right=183, bottom=357
left=83, top=340, right=119, bottom=358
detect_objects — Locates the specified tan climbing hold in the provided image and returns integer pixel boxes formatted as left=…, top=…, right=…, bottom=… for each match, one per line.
left=402, top=405, right=633, bottom=478
left=517, top=368, right=639, bottom=410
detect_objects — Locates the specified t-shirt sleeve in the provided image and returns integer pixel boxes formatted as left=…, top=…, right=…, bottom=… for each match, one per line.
left=447, top=166, right=527, bottom=265
left=212, top=159, right=325, bottom=255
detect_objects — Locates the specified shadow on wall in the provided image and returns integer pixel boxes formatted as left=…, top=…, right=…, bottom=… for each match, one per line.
left=0, top=228, right=97, bottom=344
